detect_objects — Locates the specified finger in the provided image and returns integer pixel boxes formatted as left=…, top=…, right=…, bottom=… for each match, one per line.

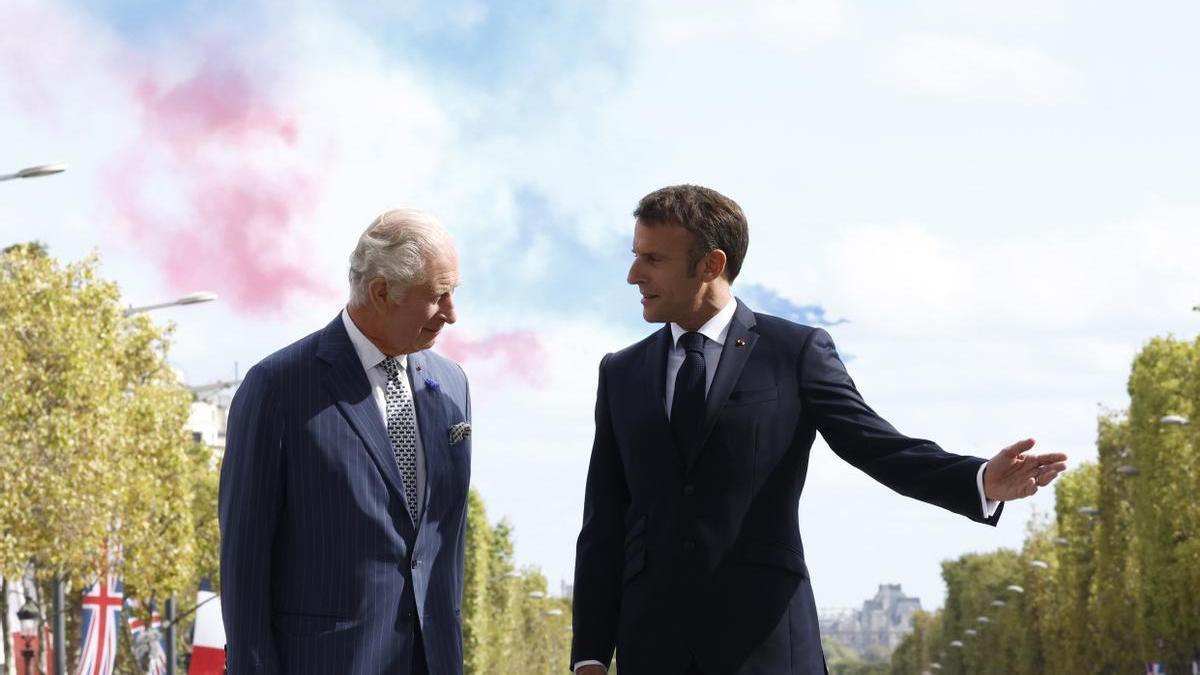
left=1002, top=438, right=1036, bottom=459
left=1038, top=469, right=1065, bottom=486
left=1022, top=478, right=1038, bottom=498
left=1029, top=452, right=1068, bottom=464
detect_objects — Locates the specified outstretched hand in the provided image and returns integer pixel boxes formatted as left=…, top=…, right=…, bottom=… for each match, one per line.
left=983, top=438, right=1068, bottom=502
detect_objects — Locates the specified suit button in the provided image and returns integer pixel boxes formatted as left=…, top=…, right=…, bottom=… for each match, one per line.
left=411, top=558, right=421, bottom=569
left=682, top=541, right=695, bottom=553
left=683, top=484, right=695, bottom=496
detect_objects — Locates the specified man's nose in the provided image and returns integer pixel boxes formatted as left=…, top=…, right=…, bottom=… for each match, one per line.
left=627, top=261, right=640, bottom=285
left=441, top=295, right=457, bottom=324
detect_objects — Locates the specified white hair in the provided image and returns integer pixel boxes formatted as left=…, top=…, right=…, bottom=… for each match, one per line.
left=348, top=209, right=453, bottom=305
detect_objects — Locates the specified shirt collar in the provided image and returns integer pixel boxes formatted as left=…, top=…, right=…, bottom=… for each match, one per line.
left=670, top=296, right=737, bottom=350
left=341, top=307, right=408, bottom=373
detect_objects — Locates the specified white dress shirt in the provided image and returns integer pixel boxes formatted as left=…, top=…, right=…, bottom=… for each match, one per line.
left=341, top=308, right=426, bottom=519
left=573, top=297, right=997, bottom=673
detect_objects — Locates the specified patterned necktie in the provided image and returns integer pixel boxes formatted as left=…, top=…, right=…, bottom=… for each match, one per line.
left=381, top=357, right=419, bottom=522
left=671, top=331, right=707, bottom=462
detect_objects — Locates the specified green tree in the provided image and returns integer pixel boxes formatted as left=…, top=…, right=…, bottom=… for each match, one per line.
left=1052, top=461, right=1101, bottom=672
left=1127, top=336, right=1200, bottom=669
left=1092, top=413, right=1145, bottom=672
left=0, top=248, right=211, bottom=671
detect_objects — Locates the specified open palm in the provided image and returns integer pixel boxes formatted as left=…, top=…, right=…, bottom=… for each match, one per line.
left=983, top=438, right=1069, bottom=501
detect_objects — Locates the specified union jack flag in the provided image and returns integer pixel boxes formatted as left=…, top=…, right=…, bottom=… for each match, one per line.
left=76, top=574, right=123, bottom=675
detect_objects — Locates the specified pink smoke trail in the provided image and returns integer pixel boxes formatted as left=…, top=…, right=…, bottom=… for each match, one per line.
left=106, top=59, right=331, bottom=313
left=437, top=331, right=547, bottom=386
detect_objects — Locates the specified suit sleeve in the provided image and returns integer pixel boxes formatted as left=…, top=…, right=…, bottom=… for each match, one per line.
left=798, top=328, right=1001, bottom=525
left=571, top=354, right=630, bottom=669
left=219, top=364, right=285, bottom=673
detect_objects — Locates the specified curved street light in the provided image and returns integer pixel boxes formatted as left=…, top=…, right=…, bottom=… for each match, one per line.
left=1007, top=584, right=1025, bottom=594
left=976, top=616, right=990, bottom=624
left=1054, top=537, right=1070, bottom=546
left=949, top=640, right=964, bottom=648
left=963, top=629, right=978, bottom=637
left=125, top=291, right=218, bottom=317
left=1161, top=415, right=1190, bottom=426
left=0, top=162, right=68, bottom=181
left=1117, top=465, right=1140, bottom=476
left=991, top=600, right=1006, bottom=608
left=1029, top=560, right=1049, bottom=570
left=1078, top=506, right=1101, bottom=517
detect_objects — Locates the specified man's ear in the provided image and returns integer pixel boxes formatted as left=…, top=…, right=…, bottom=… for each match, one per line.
left=700, top=249, right=727, bottom=282
left=367, top=277, right=391, bottom=311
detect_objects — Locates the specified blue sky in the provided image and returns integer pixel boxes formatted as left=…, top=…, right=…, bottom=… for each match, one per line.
left=3, top=0, right=1199, bottom=611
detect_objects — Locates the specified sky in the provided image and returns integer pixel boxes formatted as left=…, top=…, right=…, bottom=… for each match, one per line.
left=2, top=0, right=1199, bottom=611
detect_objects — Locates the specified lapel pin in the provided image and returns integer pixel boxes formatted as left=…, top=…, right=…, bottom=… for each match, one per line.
left=415, top=365, right=423, bottom=372
left=735, top=338, right=746, bottom=347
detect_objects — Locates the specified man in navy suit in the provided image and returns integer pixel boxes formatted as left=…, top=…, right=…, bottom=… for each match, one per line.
left=220, top=209, right=471, bottom=675
left=571, top=186, right=1068, bottom=675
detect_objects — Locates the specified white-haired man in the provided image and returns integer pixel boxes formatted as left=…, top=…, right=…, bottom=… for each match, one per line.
left=220, top=209, right=471, bottom=675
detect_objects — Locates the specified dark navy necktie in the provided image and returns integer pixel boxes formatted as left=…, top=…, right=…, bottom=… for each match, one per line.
left=671, top=331, right=707, bottom=461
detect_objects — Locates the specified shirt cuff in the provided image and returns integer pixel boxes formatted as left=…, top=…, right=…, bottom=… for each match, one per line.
left=574, top=660, right=606, bottom=673
left=976, top=462, right=1000, bottom=518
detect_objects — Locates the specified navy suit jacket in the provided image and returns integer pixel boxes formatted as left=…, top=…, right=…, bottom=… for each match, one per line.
left=572, top=299, right=1001, bottom=675
left=219, top=315, right=472, bottom=675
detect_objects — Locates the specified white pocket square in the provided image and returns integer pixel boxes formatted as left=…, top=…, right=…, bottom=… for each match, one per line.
left=449, top=422, right=471, bottom=445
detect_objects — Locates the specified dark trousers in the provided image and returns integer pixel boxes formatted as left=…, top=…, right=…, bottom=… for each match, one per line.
left=685, top=663, right=705, bottom=675
left=413, top=624, right=428, bottom=675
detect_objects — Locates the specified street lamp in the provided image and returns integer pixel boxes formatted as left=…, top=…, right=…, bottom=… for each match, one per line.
left=528, top=591, right=546, bottom=600
left=976, top=616, right=990, bottom=624
left=1006, top=584, right=1025, bottom=594
left=1029, top=560, right=1049, bottom=570
left=0, top=163, right=67, bottom=182
left=1117, top=465, right=1140, bottom=476
left=1161, top=415, right=1190, bottom=426
left=125, top=292, right=218, bottom=317
left=950, top=640, right=964, bottom=647
left=17, top=599, right=39, bottom=675
left=543, top=609, right=564, bottom=617
left=991, top=600, right=1006, bottom=608
left=1078, top=506, right=1101, bottom=517
left=1054, top=537, right=1070, bottom=546
left=964, top=629, right=977, bottom=637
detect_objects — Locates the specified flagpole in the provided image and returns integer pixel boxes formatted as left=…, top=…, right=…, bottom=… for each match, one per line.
left=53, top=575, right=66, bottom=674
left=166, top=596, right=177, bottom=675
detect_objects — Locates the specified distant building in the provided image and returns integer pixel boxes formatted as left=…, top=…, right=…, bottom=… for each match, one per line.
left=186, top=397, right=230, bottom=458
left=819, top=584, right=922, bottom=658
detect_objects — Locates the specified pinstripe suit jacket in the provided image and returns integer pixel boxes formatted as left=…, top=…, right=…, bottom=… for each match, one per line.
left=219, top=315, right=472, bottom=675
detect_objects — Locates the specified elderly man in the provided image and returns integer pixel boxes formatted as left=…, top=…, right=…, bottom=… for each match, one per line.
left=220, top=209, right=471, bottom=675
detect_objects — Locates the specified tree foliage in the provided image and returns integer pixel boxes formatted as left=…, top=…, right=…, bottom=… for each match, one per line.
left=0, top=247, right=219, bottom=670
left=462, top=488, right=572, bottom=673
left=889, top=335, right=1200, bottom=674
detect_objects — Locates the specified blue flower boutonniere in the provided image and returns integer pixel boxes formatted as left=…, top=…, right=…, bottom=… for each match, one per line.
left=424, top=376, right=440, bottom=392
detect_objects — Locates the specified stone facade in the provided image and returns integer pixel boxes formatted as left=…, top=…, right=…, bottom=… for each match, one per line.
left=819, top=584, right=922, bottom=658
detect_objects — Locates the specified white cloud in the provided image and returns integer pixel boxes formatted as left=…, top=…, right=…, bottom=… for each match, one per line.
left=880, top=35, right=1081, bottom=104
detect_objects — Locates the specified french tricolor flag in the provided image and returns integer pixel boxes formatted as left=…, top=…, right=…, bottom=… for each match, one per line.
left=187, top=581, right=225, bottom=675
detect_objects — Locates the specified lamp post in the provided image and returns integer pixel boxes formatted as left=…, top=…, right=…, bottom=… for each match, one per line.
left=1160, top=415, right=1190, bottom=426
left=0, top=163, right=67, bottom=182
left=16, top=599, right=39, bottom=675
left=124, top=292, right=218, bottom=317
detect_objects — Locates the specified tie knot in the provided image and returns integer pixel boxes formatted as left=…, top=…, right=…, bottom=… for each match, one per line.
left=380, top=357, right=403, bottom=379
left=679, top=332, right=706, bottom=354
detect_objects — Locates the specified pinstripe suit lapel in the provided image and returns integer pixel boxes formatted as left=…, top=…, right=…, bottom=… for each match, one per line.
left=315, top=317, right=414, bottom=520
left=408, top=350, right=448, bottom=525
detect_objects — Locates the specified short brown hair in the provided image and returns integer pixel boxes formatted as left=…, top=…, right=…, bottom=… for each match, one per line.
left=633, top=185, right=749, bottom=282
